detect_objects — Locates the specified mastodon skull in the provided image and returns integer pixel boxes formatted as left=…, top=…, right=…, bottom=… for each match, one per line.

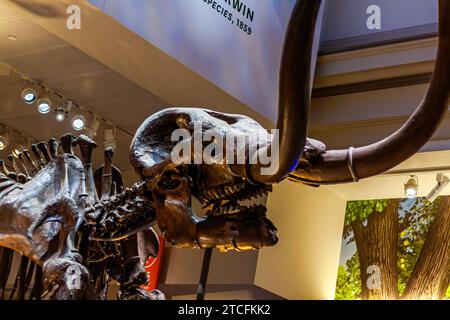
left=130, top=108, right=278, bottom=251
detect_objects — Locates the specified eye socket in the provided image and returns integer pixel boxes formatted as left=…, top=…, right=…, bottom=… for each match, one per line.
left=157, top=171, right=183, bottom=190
left=158, top=179, right=181, bottom=190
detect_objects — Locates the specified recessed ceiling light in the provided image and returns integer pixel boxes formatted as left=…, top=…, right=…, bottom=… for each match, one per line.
left=72, top=115, right=86, bottom=131
left=37, top=92, right=53, bottom=114
left=21, top=83, right=39, bottom=105
left=37, top=99, right=52, bottom=114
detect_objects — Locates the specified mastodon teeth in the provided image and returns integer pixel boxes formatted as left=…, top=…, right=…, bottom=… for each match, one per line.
left=204, top=191, right=212, bottom=201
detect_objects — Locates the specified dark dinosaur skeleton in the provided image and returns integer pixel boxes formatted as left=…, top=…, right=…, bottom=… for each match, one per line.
left=0, top=135, right=164, bottom=300
left=1, top=0, right=450, bottom=299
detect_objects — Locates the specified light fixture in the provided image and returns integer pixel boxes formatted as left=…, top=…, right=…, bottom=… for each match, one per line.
left=21, top=84, right=38, bottom=104
left=11, top=134, right=30, bottom=158
left=104, top=127, right=117, bottom=151
left=12, top=145, right=25, bottom=158
left=0, top=124, right=8, bottom=151
left=0, top=135, right=8, bottom=151
left=404, top=175, right=419, bottom=199
left=84, top=117, right=101, bottom=138
left=426, top=173, right=449, bottom=202
left=36, top=92, right=53, bottom=114
left=72, top=115, right=86, bottom=131
left=7, top=35, right=17, bottom=41
left=55, top=107, right=66, bottom=122
left=54, top=100, right=73, bottom=122
left=66, top=100, right=73, bottom=113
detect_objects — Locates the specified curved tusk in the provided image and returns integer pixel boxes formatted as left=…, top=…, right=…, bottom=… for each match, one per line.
left=291, top=0, right=450, bottom=185
left=249, top=0, right=323, bottom=184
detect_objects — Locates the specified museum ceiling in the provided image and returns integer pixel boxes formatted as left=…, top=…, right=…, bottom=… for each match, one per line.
left=0, top=2, right=170, bottom=175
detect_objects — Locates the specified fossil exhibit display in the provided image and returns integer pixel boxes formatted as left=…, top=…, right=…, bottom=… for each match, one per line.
left=0, top=0, right=450, bottom=300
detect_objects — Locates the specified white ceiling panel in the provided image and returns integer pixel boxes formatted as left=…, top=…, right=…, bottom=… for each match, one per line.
left=88, top=93, right=169, bottom=132
left=0, top=2, right=20, bottom=21
left=46, top=69, right=151, bottom=106
left=0, top=72, right=22, bottom=93
left=0, top=16, right=65, bottom=60
left=5, top=45, right=109, bottom=82
left=0, top=83, right=36, bottom=119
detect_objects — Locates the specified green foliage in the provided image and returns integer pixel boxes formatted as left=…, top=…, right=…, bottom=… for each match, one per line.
left=337, top=199, right=388, bottom=299
left=345, top=200, right=388, bottom=226
left=338, top=197, right=448, bottom=300
left=335, top=266, right=354, bottom=300
left=397, top=198, right=441, bottom=295
left=335, top=253, right=361, bottom=300
left=344, top=199, right=388, bottom=240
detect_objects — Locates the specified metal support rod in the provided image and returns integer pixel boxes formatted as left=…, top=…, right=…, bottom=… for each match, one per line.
left=196, top=248, right=213, bottom=300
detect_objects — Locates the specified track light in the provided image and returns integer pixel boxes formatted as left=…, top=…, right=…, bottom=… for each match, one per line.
left=104, top=128, right=117, bottom=151
left=38, top=100, right=51, bottom=114
left=18, top=80, right=118, bottom=144
left=0, top=125, right=8, bottom=151
left=55, top=108, right=66, bottom=122
left=404, top=176, right=419, bottom=199
left=54, top=100, right=73, bottom=122
left=36, top=92, right=53, bottom=114
left=0, top=135, right=8, bottom=151
left=11, top=135, right=28, bottom=158
left=72, top=115, right=86, bottom=131
left=12, top=145, right=24, bottom=158
left=426, top=173, right=449, bottom=203
left=84, top=117, right=101, bottom=138
left=66, top=100, right=73, bottom=113
left=21, top=84, right=38, bottom=104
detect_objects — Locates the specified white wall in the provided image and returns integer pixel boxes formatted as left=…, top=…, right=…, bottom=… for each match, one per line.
left=255, top=181, right=346, bottom=299
left=163, top=248, right=258, bottom=285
